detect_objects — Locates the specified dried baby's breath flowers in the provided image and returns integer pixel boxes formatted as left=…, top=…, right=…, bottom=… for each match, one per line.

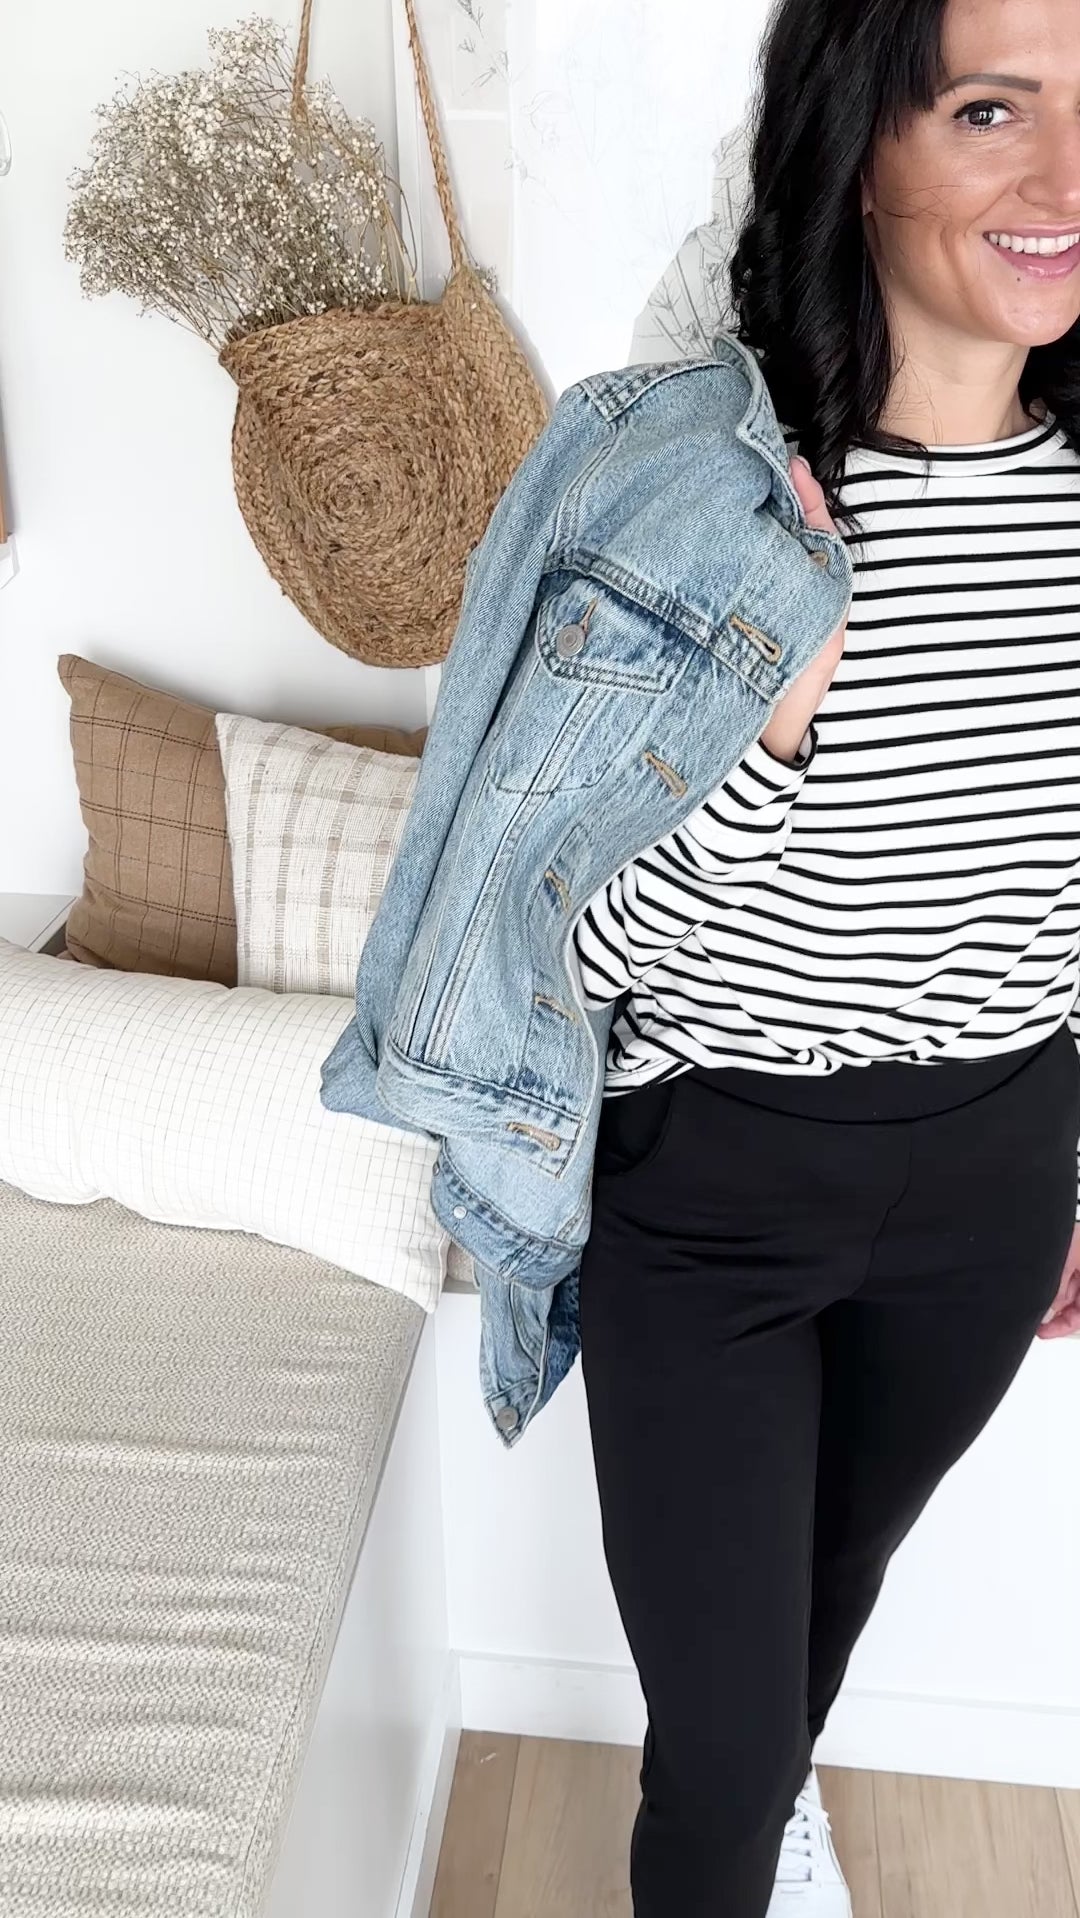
left=64, top=16, right=419, bottom=346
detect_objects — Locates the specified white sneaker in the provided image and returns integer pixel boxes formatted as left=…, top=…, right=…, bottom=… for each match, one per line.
left=764, top=1763, right=853, bottom=1915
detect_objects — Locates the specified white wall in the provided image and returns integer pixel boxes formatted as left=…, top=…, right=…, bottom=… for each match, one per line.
left=0, top=0, right=425, bottom=895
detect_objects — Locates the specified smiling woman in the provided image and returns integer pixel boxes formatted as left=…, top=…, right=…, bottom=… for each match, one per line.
left=722, top=0, right=1080, bottom=512
left=565, top=2, right=1080, bottom=1914
left=854, top=17, right=1080, bottom=435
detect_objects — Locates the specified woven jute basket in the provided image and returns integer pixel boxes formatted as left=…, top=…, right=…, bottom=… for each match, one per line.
left=219, top=0, right=550, bottom=668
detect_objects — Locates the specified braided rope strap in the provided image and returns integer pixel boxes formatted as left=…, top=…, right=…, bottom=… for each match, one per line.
left=219, top=0, right=550, bottom=668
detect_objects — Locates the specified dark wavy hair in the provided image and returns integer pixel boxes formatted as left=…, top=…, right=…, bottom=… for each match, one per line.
left=728, top=0, right=1080, bottom=528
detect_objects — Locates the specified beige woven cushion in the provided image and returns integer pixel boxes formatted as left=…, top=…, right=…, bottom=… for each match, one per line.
left=57, top=655, right=428, bottom=984
left=0, top=1176, right=422, bottom=1918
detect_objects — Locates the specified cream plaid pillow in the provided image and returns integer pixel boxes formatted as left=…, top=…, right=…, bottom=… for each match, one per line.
left=215, top=714, right=419, bottom=997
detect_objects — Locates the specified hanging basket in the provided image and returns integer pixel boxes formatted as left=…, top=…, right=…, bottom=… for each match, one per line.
left=219, top=0, right=550, bottom=668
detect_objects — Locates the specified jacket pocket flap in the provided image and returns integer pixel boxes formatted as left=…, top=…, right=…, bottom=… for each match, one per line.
left=534, top=572, right=693, bottom=694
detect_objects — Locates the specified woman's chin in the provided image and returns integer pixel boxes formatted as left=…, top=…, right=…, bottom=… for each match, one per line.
left=976, top=301, right=1080, bottom=349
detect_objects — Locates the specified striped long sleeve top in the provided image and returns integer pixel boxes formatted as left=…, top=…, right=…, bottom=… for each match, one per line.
left=571, top=411, right=1080, bottom=1202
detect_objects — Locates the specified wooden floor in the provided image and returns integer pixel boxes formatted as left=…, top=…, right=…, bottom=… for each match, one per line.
left=431, top=1731, right=1080, bottom=1916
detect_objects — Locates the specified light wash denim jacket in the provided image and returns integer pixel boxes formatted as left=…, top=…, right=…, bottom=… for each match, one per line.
left=319, top=330, right=854, bottom=1447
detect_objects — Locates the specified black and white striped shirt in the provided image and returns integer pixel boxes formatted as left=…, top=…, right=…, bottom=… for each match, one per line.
left=572, top=413, right=1080, bottom=1116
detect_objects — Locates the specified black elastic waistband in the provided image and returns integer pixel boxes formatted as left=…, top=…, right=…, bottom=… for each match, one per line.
left=682, top=1027, right=1063, bottom=1123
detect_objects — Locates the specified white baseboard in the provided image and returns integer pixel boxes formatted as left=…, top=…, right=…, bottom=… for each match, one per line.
left=457, top=1651, right=1080, bottom=1790
left=818, top=1685, right=1080, bottom=1789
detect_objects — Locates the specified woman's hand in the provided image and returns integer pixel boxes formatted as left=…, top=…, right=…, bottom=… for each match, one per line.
left=1036, top=1221, right=1080, bottom=1338
left=759, top=456, right=849, bottom=765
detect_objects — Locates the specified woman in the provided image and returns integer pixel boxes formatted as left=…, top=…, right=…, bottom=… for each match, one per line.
left=572, top=0, right=1080, bottom=1912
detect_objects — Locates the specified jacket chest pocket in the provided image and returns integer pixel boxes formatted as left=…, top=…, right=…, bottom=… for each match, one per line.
left=486, top=575, right=693, bottom=795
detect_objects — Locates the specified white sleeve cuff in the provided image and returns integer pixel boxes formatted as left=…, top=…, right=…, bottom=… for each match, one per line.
left=744, top=722, right=817, bottom=788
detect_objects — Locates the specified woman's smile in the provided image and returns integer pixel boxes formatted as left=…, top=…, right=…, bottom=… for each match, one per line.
left=985, top=226, right=1080, bottom=277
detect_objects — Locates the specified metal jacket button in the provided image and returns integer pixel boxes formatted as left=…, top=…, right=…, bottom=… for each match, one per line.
left=809, top=549, right=829, bottom=568
left=555, top=622, right=587, bottom=657
left=495, top=1405, right=520, bottom=1432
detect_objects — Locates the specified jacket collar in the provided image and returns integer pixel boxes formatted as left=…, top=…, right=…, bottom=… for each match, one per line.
left=582, top=334, right=813, bottom=537
left=708, top=330, right=806, bottom=533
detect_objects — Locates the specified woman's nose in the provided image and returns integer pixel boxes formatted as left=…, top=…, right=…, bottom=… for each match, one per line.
left=1021, top=117, right=1080, bottom=216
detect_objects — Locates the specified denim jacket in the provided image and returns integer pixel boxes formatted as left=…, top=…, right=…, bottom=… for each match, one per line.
left=319, top=330, right=854, bottom=1447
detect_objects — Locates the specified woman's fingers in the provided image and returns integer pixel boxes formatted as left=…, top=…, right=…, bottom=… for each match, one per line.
left=789, top=453, right=849, bottom=666
left=790, top=453, right=836, bottom=533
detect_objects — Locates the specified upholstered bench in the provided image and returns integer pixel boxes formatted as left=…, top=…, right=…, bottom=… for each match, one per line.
left=0, top=1176, right=442, bottom=1918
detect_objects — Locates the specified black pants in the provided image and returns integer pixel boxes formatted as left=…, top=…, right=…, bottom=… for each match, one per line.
left=578, top=1022, right=1080, bottom=1918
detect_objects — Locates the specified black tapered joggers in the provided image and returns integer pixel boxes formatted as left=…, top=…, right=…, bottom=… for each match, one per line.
left=577, top=1021, right=1080, bottom=1917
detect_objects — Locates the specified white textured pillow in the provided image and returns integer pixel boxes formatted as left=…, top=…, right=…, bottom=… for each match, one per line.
left=215, top=714, right=418, bottom=996
left=0, top=938, right=446, bottom=1312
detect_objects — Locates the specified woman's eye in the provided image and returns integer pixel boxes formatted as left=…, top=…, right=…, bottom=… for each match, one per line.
left=954, top=98, right=1012, bottom=131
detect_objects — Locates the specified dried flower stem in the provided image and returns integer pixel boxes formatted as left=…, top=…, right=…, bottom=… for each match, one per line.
left=64, top=15, right=420, bottom=347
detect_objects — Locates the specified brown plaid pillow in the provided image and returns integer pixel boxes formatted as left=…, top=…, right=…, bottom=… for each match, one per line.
left=57, top=654, right=427, bottom=984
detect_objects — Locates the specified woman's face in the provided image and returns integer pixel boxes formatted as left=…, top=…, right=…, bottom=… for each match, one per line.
left=864, top=0, right=1080, bottom=350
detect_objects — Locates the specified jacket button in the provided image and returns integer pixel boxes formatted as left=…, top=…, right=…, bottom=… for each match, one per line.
left=808, top=549, right=829, bottom=568
left=495, top=1405, right=520, bottom=1433
left=453, top=1205, right=467, bottom=1219
left=555, top=622, right=587, bottom=658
